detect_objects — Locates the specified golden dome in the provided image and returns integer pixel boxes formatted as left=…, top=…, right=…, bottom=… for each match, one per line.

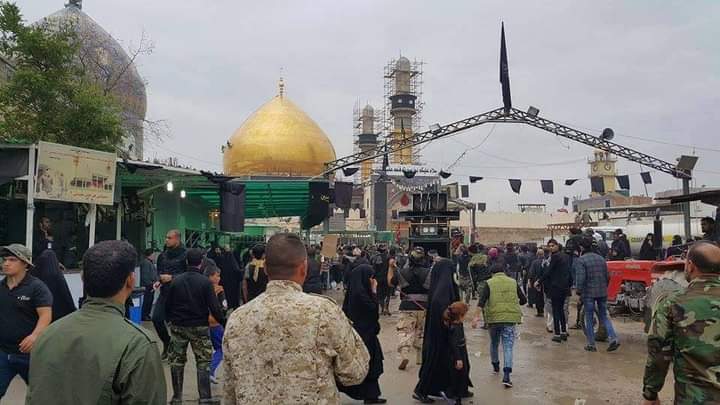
left=223, top=84, right=336, bottom=177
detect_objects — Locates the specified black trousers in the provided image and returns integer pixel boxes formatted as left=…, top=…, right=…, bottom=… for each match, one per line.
left=151, top=291, right=171, bottom=351
left=550, top=290, right=568, bottom=335
left=141, top=285, right=154, bottom=320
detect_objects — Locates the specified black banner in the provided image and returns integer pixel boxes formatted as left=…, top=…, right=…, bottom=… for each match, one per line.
left=509, top=179, right=522, bottom=194
left=500, top=22, right=512, bottom=113
left=616, top=175, right=630, bottom=190
left=220, top=182, right=246, bottom=232
left=540, top=180, right=554, bottom=194
left=590, top=177, right=605, bottom=194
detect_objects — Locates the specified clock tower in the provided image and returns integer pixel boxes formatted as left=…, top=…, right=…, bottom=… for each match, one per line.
left=589, top=150, right=617, bottom=195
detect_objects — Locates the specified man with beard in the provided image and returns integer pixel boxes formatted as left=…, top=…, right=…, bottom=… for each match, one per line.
left=642, top=242, right=720, bottom=404
left=390, top=247, right=431, bottom=373
left=153, top=229, right=187, bottom=359
left=701, top=217, right=720, bottom=243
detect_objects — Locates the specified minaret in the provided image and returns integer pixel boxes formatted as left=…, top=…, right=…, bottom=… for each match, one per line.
left=357, top=104, right=378, bottom=183
left=589, top=149, right=617, bottom=195
left=388, top=57, right=417, bottom=164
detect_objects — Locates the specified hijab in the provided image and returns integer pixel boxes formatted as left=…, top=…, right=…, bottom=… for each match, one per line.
left=31, top=249, right=76, bottom=321
left=342, top=264, right=379, bottom=334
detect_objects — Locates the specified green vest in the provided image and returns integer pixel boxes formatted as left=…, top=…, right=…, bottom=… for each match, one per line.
left=485, top=273, right=522, bottom=324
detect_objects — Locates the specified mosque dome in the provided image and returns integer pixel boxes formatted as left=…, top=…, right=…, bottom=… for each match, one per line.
left=362, top=104, right=374, bottom=116
left=37, top=1, right=147, bottom=159
left=223, top=80, right=337, bottom=177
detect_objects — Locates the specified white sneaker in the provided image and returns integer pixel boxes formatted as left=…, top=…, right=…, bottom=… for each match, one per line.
left=210, top=375, right=219, bottom=384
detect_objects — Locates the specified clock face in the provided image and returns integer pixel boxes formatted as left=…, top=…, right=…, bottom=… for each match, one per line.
left=592, top=164, right=599, bottom=172
left=604, top=163, right=613, bottom=171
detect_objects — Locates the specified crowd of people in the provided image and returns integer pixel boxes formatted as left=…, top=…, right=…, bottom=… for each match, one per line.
left=0, top=222, right=719, bottom=404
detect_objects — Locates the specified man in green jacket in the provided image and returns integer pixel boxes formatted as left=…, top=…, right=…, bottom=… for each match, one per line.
left=477, top=263, right=526, bottom=389
left=26, top=240, right=166, bottom=405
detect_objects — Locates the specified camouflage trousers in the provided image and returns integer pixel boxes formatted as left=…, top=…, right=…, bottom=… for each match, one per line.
left=396, top=310, right=425, bottom=363
left=168, top=324, right=213, bottom=370
left=458, top=275, right=474, bottom=304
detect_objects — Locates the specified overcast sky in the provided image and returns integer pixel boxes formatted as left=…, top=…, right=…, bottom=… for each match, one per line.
left=20, top=0, right=720, bottom=211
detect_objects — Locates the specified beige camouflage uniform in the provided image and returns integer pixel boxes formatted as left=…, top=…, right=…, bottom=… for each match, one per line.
left=222, top=279, right=369, bottom=405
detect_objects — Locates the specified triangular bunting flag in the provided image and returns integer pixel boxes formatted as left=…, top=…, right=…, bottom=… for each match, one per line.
left=439, top=171, right=452, bottom=179
left=540, top=180, right=554, bottom=194
left=564, top=179, right=578, bottom=186
left=616, top=175, right=630, bottom=190
left=509, top=179, right=522, bottom=194
left=469, top=176, right=484, bottom=183
left=640, top=172, right=652, bottom=185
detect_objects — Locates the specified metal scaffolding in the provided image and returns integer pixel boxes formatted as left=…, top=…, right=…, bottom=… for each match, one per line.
left=382, top=57, right=425, bottom=163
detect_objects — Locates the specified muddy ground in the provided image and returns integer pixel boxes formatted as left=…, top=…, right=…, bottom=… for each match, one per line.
left=5, top=292, right=674, bottom=404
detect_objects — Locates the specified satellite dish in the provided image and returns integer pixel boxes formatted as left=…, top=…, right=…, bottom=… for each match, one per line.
left=600, top=128, right=614, bottom=141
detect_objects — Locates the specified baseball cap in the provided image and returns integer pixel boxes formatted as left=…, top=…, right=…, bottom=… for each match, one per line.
left=0, top=244, right=33, bottom=267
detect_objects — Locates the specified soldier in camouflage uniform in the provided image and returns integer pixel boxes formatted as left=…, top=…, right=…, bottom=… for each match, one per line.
left=223, top=233, right=369, bottom=405
left=642, top=241, right=720, bottom=405
left=165, top=249, right=226, bottom=405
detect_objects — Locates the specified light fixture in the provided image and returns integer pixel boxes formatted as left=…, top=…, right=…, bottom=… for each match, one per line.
left=429, top=123, right=442, bottom=134
left=600, top=128, right=614, bottom=141
left=166, top=181, right=174, bottom=192
left=180, top=189, right=186, bottom=199
left=527, top=106, right=540, bottom=117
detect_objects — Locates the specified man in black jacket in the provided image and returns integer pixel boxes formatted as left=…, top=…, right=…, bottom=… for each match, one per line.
left=166, top=248, right=225, bottom=405
left=152, top=229, right=187, bottom=359
left=535, top=239, right=572, bottom=343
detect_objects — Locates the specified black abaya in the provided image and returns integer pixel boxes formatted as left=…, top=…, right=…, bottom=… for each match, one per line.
left=209, top=250, right=242, bottom=308
left=31, top=250, right=76, bottom=321
left=415, top=258, right=461, bottom=397
left=339, top=264, right=384, bottom=400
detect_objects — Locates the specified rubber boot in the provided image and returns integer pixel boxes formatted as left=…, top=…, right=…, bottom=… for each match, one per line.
left=502, top=367, right=513, bottom=388
left=197, top=369, right=220, bottom=404
left=169, top=366, right=184, bottom=405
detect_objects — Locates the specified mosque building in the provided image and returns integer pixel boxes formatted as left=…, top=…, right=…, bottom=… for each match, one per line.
left=223, top=78, right=336, bottom=178
left=36, top=0, right=147, bottom=159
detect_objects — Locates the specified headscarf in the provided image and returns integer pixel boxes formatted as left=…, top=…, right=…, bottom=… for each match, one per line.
left=342, top=264, right=379, bottom=334
left=31, top=249, right=76, bottom=321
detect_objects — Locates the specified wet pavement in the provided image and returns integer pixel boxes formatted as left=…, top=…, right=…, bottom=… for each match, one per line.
left=4, top=288, right=675, bottom=404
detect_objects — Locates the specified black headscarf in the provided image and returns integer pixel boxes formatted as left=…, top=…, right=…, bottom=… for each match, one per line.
left=415, top=258, right=460, bottom=396
left=342, top=264, right=379, bottom=335
left=31, top=249, right=76, bottom=321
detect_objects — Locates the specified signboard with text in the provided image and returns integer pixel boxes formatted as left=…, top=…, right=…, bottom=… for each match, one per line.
left=35, top=141, right=117, bottom=206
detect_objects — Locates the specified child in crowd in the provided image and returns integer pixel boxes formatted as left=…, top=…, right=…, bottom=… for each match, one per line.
left=444, top=301, right=472, bottom=404
left=205, top=265, right=227, bottom=384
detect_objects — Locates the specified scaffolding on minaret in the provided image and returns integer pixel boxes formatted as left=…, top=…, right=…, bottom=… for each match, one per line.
left=353, top=99, right=381, bottom=184
left=382, top=57, right=425, bottom=165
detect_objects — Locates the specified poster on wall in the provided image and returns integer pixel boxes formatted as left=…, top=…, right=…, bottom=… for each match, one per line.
left=35, top=141, right=117, bottom=206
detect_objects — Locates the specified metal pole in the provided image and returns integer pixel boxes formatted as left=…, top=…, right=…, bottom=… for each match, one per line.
left=88, top=203, right=97, bottom=248
left=682, top=176, right=691, bottom=242
left=25, top=146, right=36, bottom=252
left=115, top=203, right=123, bottom=240
left=471, top=206, right=477, bottom=244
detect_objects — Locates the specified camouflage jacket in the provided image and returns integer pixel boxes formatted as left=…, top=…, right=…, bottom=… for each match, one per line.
left=222, top=279, right=370, bottom=405
left=643, top=274, right=720, bottom=404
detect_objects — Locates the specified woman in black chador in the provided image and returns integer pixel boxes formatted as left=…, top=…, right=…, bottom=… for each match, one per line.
left=413, top=258, right=466, bottom=403
left=339, top=264, right=387, bottom=404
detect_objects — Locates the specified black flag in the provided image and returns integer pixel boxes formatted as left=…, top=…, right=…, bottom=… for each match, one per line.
left=564, top=179, right=578, bottom=186
left=540, top=180, right=554, bottom=194
left=402, top=169, right=416, bottom=179
left=439, top=171, right=452, bottom=179
left=509, top=179, right=522, bottom=194
left=590, top=177, right=605, bottom=194
left=616, top=175, right=630, bottom=190
left=341, top=167, right=359, bottom=177
left=640, top=172, right=652, bottom=185
left=563, top=197, right=569, bottom=206
left=469, top=176, right=483, bottom=183
left=461, top=185, right=470, bottom=198
left=220, top=182, right=246, bottom=232
left=500, top=22, right=512, bottom=114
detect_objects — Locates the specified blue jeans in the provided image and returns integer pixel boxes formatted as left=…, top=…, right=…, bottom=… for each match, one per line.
left=583, top=297, right=618, bottom=346
left=489, top=325, right=515, bottom=369
left=209, top=325, right=224, bottom=377
left=0, top=351, right=30, bottom=398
